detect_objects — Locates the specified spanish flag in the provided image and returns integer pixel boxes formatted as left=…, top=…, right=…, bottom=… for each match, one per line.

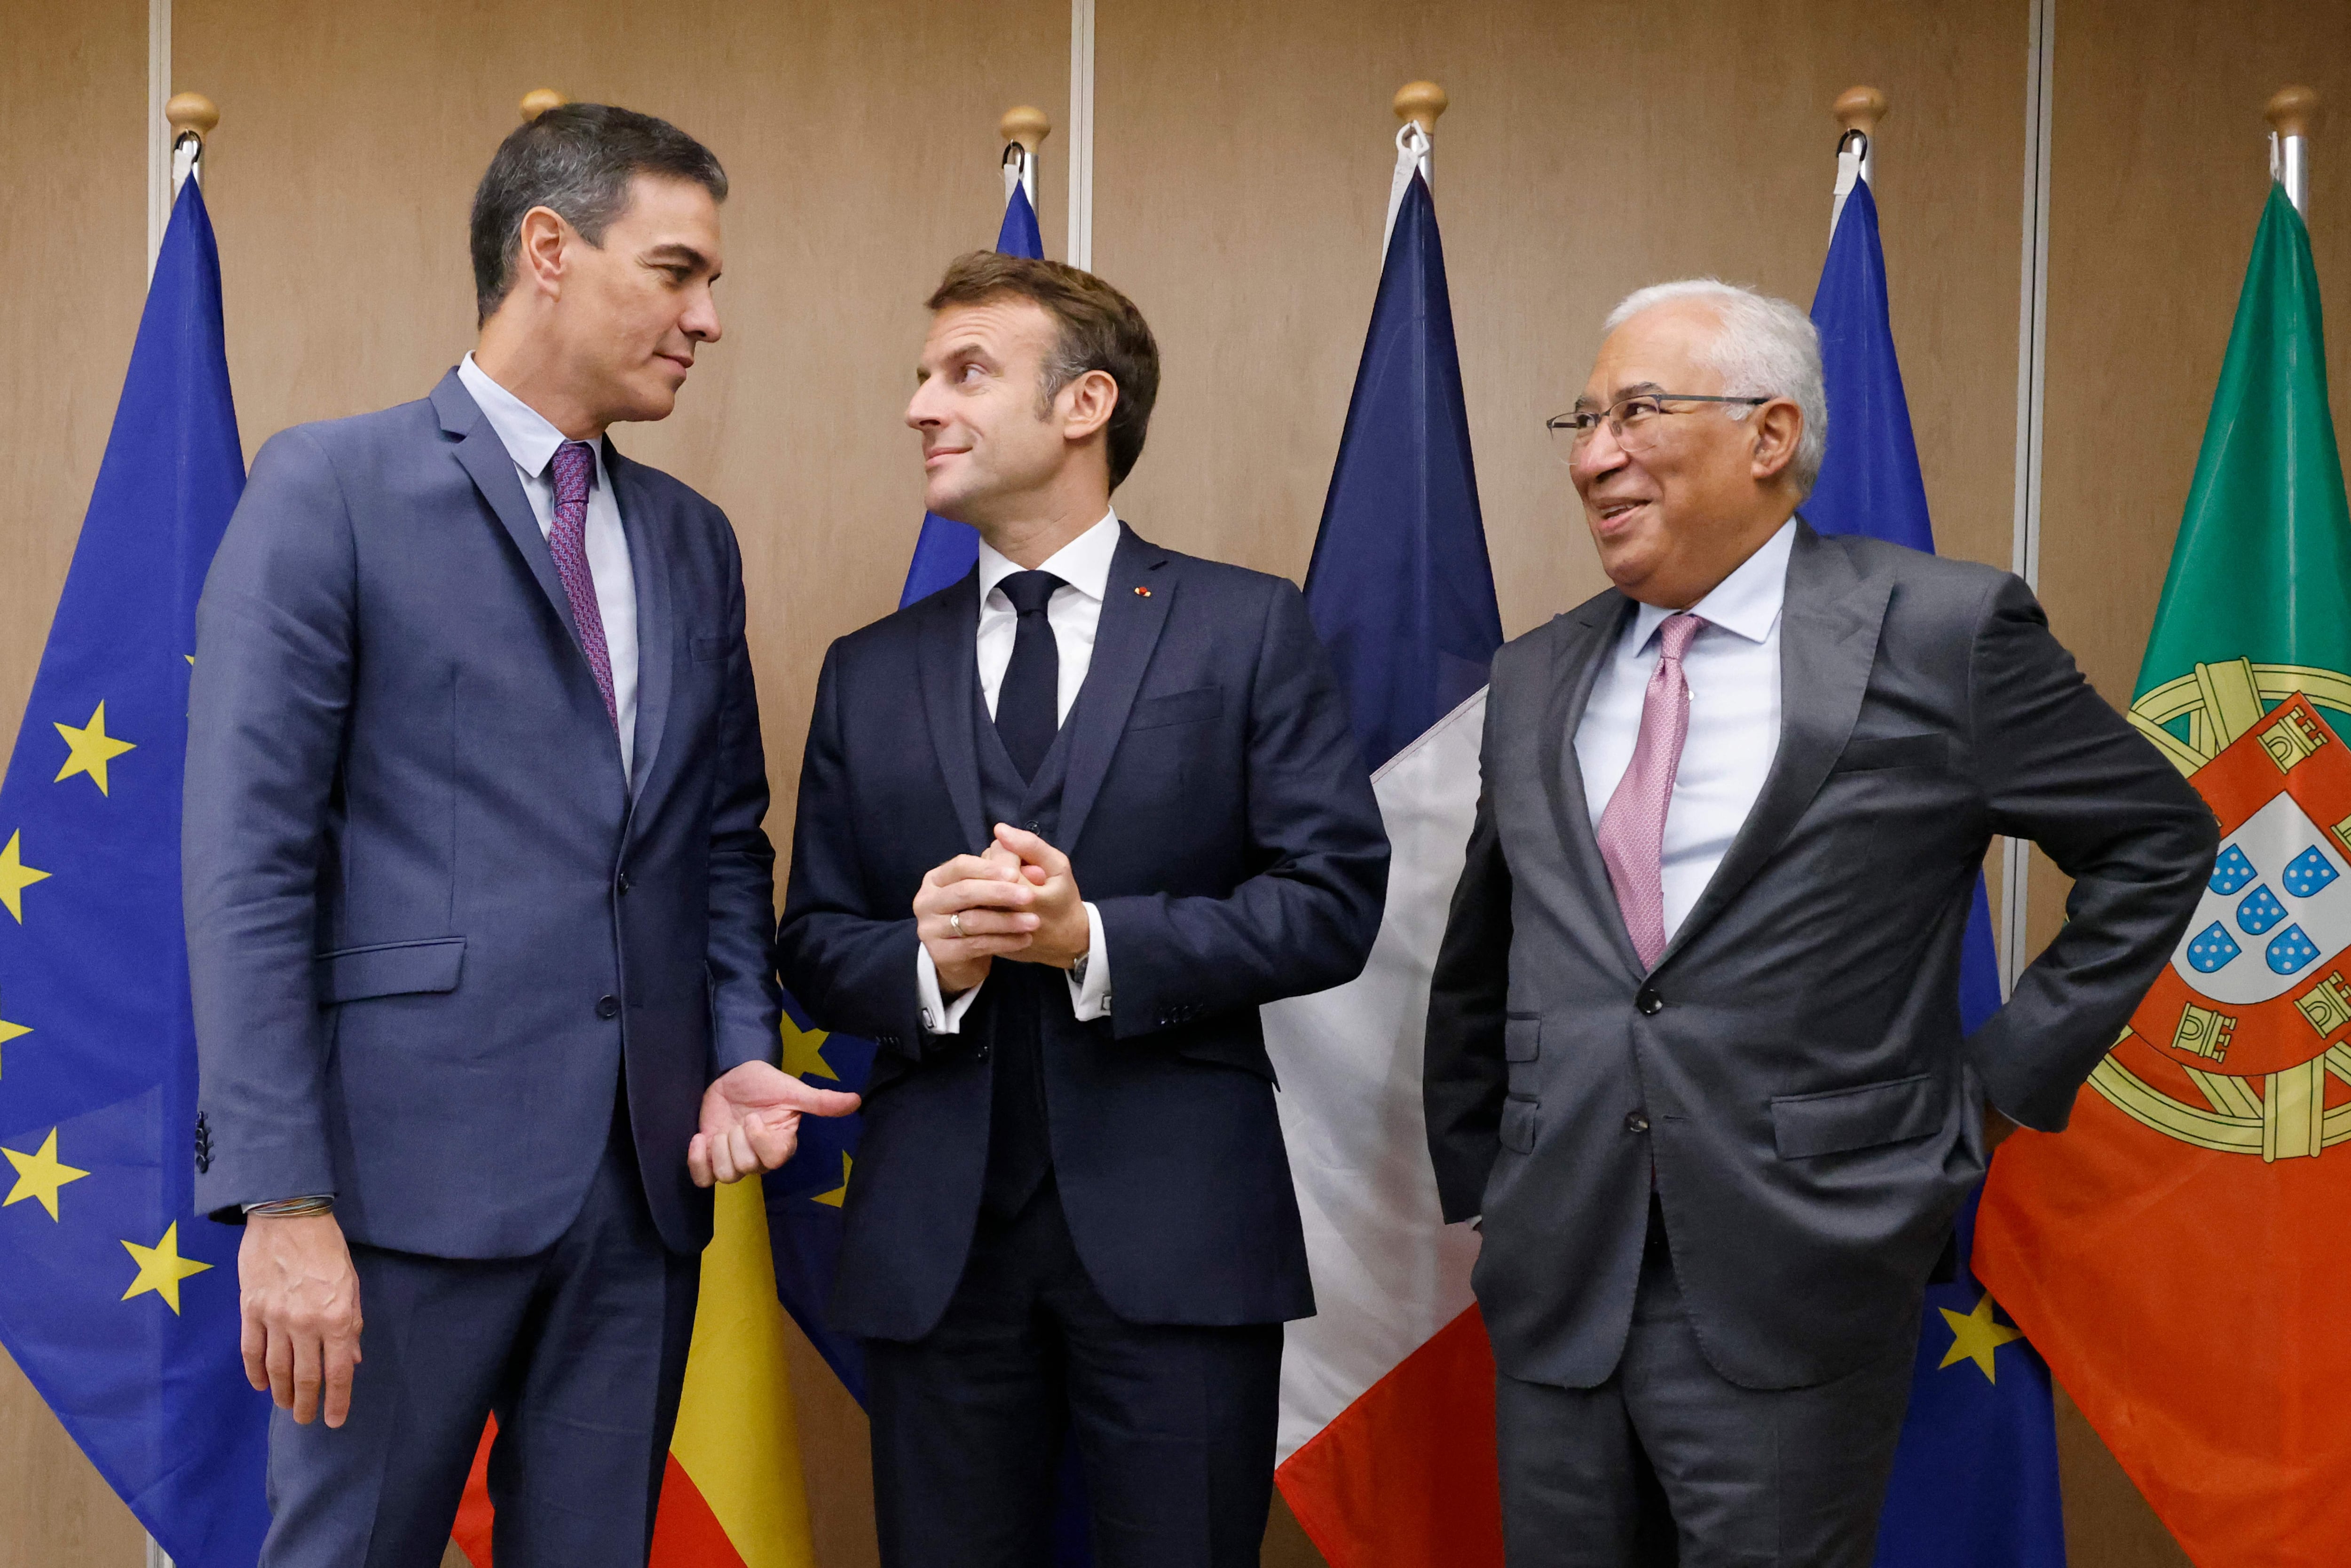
left=449, top=1174, right=817, bottom=1567
left=1977, top=182, right=2351, bottom=1566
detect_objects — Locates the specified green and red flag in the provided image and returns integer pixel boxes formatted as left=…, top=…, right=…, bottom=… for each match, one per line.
left=1979, top=183, right=2351, bottom=1566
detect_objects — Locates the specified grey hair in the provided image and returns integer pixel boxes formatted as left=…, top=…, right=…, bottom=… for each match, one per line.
left=1602, top=279, right=1827, bottom=499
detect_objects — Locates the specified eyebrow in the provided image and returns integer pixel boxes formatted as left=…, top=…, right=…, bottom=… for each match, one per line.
left=1572, top=380, right=1665, bottom=411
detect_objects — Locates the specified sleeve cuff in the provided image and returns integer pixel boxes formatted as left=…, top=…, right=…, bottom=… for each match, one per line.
left=916, top=944, right=984, bottom=1034
left=1068, top=902, right=1112, bottom=1021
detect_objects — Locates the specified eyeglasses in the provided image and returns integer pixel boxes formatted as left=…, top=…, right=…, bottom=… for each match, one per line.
left=1545, top=394, right=1771, bottom=460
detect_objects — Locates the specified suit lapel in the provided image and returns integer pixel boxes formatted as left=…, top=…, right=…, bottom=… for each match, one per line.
left=607, top=444, right=675, bottom=797
left=1655, top=523, right=1891, bottom=969
left=1540, top=593, right=1643, bottom=974
left=917, top=571, right=992, bottom=849
left=433, top=373, right=583, bottom=648
left=1059, top=525, right=1172, bottom=854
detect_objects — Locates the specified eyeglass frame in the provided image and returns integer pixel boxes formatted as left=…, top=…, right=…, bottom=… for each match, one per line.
left=1544, top=392, right=1774, bottom=454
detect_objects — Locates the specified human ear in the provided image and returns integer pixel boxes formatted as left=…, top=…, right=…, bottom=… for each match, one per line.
left=1060, top=369, right=1120, bottom=444
left=515, top=207, right=570, bottom=301
left=1748, top=399, right=1803, bottom=484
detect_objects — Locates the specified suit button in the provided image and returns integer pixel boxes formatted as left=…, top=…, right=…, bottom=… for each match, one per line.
left=1635, top=987, right=1663, bottom=1016
left=616, top=872, right=632, bottom=895
left=596, top=995, right=620, bottom=1019
left=1625, top=1111, right=1650, bottom=1134
left=976, top=1044, right=991, bottom=1061
left=1025, top=820, right=1041, bottom=834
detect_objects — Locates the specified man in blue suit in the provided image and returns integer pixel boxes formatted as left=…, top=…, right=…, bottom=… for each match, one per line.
left=778, top=252, right=1390, bottom=1566
left=184, top=105, right=854, bottom=1567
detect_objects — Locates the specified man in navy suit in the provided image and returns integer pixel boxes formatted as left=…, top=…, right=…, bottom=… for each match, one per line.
left=778, top=252, right=1390, bottom=1566
left=184, top=105, right=854, bottom=1567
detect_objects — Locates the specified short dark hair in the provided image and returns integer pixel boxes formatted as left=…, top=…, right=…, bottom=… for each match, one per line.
left=926, top=252, right=1160, bottom=489
left=469, top=103, right=727, bottom=324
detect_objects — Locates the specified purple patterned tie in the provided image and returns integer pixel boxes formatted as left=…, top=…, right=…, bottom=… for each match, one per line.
left=548, top=440, right=618, bottom=731
left=1595, top=613, right=1706, bottom=969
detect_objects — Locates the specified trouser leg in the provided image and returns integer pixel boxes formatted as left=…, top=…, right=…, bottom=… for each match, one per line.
left=1045, top=1185, right=1282, bottom=1568
left=486, top=1120, right=701, bottom=1568
left=257, top=1245, right=536, bottom=1568
left=864, top=1190, right=1065, bottom=1568
left=1494, top=1364, right=1675, bottom=1568
left=1624, top=1217, right=1915, bottom=1568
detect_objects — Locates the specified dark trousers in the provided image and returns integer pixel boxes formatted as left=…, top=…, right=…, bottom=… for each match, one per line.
left=257, top=1118, right=699, bottom=1568
left=865, top=1180, right=1284, bottom=1568
left=1495, top=1204, right=1916, bottom=1568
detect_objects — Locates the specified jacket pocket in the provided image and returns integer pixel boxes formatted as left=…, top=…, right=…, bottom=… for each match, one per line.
left=316, top=937, right=467, bottom=1005
left=1770, top=1072, right=1942, bottom=1159
left=1127, top=685, right=1222, bottom=731
left=1499, top=1096, right=1539, bottom=1154
left=1831, top=733, right=1947, bottom=773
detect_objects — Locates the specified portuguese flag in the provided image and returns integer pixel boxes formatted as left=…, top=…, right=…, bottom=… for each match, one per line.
left=1978, top=184, right=2351, bottom=1564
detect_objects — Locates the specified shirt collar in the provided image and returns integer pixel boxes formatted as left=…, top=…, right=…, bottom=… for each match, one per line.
left=1628, top=518, right=1797, bottom=651
left=978, top=509, right=1120, bottom=606
left=458, top=352, right=599, bottom=487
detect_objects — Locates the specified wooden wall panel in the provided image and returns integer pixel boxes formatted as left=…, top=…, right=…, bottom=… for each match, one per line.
left=1094, top=0, right=2028, bottom=629
left=2024, top=3, right=2350, bottom=957
left=0, top=0, right=168, bottom=1560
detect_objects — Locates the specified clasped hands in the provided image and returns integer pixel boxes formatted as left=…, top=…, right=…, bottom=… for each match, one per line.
left=915, top=823, right=1091, bottom=997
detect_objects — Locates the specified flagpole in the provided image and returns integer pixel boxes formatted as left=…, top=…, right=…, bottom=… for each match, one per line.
left=1001, top=104, right=1050, bottom=213
left=145, top=90, right=218, bottom=1568
left=1829, top=86, right=1884, bottom=236
left=2266, top=87, right=2320, bottom=219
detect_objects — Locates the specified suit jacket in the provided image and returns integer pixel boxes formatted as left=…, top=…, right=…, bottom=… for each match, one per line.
left=184, top=370, right=781, bottom=1260
left=778, top=524, right=1390, bottom=1340
left=1424, top=523, right=2216, bottom=1391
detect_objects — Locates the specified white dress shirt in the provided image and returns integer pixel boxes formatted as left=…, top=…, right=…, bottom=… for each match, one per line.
left=918, top=510, right=1120, bottom=1033
left=1575, top=520, right=1796, bottom=945
left=457, top=353, right=639, bottom=780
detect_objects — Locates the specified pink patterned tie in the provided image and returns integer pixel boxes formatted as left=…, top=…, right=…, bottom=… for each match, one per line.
left=1595, top=613, right=1706, bottom=969
left=549, top=441, right=618, bottom=731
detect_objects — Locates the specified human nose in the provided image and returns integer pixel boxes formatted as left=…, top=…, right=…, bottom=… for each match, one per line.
left=682, top=282, right=722, bottom=344
left=1569, top=417, right=1629, bottom=486
left=906, top=377, right=945, bottom=431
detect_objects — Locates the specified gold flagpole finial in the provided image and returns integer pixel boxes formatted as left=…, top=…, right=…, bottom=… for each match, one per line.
left=2265, top=86, right=2322, bottom=142
left=1000, top=106, right=1052, bottom=153
left=165, top=92, right=219, bottom=145
left=520, top=88, right=569, bottom=123
left=1394, top=81, right=1447, bottom=135
left=1834, top=86, right=1888, bottom=139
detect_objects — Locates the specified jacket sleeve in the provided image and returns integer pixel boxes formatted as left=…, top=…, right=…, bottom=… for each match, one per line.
left=1092, top=580, right=1391, bottom=1037
left=703, top=519, right=784, bottom=1075
left=775, top=639, right=927, bottom=1064
left=184, top=428, right=356, bottom=1219
left=1424, top=767, right=1513, bottom=1223
left=1962, top=574, right=2218, bottom=1129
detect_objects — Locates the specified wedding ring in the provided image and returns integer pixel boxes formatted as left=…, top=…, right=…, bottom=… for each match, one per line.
left=950, top=912, right=965, bottom=937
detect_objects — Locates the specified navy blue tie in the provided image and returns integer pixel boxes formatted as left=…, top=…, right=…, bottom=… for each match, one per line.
left=995, top=570, right=1064, bottom=780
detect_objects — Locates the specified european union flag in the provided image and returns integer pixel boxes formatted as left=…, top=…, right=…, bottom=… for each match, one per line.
left=896, top=180, right=1048, bottom=607
left=1808, top=172, right=2066, bottom=1568
left=0, top=175, right=266, bottom=1566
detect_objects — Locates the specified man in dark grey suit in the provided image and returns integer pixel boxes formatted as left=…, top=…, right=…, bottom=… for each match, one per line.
left=1424, top=279, right=2215, bottom=1566
left=184, top=105, right=853, bottom=1567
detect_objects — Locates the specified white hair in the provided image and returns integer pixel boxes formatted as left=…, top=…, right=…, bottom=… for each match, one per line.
left=1602, top=278, right=1827, bottom=499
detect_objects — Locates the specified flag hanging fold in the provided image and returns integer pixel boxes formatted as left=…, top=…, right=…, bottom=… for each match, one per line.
left=1266, top=159, right=1507, bottom=1568
left=1807, top=173, right=2066, bottom=1568
left=1978, top=181, right=2351, bottom=1568
left=0, top=174, right=267, bottom=1568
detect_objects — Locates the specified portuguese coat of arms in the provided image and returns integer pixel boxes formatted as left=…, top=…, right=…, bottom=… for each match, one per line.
left=2099, top=659, right=2351, bottom=1159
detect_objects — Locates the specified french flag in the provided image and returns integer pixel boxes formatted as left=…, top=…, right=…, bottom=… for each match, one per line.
left=1262, top=153, right=1507, bottom=1565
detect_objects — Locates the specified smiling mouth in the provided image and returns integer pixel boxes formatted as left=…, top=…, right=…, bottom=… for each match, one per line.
left=1594, top=498, right=1652, bottom=531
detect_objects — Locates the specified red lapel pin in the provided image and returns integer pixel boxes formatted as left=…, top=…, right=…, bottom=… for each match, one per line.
left=1133, top=585, right=1152, bottom=597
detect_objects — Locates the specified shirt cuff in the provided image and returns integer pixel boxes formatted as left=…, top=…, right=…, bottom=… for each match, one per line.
left=916, top=945, right=984, bottom=1035
left=1068, top=902, right=1112, bottom=1021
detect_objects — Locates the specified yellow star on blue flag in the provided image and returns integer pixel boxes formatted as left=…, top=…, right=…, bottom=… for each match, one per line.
left=52, top=702, right=137, bottom=796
